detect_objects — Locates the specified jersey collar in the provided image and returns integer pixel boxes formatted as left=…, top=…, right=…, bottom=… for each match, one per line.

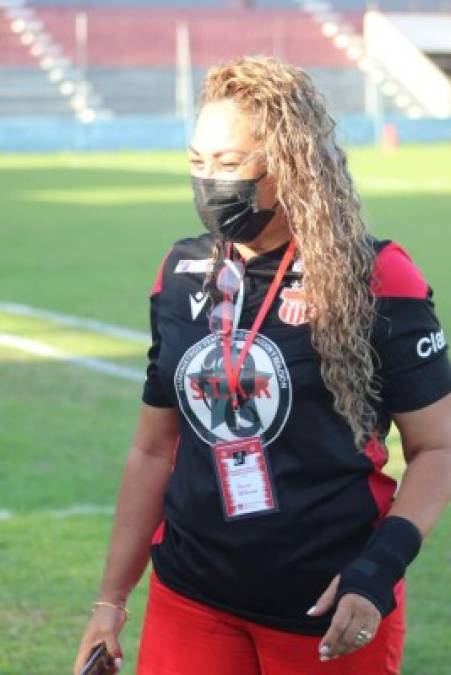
left=232, top=238, right=292, bottom=269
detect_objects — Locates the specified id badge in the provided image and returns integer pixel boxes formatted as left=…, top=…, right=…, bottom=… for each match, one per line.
left=212, top=436, right=279, bottom=521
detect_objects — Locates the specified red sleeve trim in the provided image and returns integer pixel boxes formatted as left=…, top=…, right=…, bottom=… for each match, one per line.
left=150, top=249, right=171, bottom=297
left=370, top=242, right=428, bottom=299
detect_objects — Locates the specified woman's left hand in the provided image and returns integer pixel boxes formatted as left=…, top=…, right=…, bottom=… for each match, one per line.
left=307, top=574, right=382, bottom=661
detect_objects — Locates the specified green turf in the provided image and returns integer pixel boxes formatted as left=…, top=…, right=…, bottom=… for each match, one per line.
left=0, top=145, right=450, bottom=674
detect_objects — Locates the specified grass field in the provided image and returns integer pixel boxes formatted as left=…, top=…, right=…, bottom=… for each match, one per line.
left=1, top=145, right=450, bottom=674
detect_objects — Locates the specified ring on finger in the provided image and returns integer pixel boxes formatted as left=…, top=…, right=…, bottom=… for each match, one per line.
left=354, top=628, right=373, bottom=645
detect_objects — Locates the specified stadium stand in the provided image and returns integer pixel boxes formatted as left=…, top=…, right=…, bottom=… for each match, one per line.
left=0, top=1, right=449, bottom=120
left=0, top=5, right=366, bottom=116
left=19, top=0, right=451, bottom=8
left=23, top=0, right=229, bottom=6
left=31, top=8, right=361, bottom=66
left=0, top=68, right=72, bottom=115
left=310, top=1, right=451, bottom=9
left=0, top=10, right=35, bottom=65
left=0, top=8, right=72, bottom=115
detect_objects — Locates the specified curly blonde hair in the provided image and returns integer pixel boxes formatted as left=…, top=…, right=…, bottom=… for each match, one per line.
left=198, top=55, right=383, bottom=451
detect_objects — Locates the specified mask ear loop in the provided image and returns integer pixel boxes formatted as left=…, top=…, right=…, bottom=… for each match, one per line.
left=254, top=171, right=279, bottom=213
left=255, top=170, right=268, bottom=183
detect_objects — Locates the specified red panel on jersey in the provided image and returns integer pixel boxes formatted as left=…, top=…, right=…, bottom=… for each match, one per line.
left=151, top=435, right=180, bottom=545
left=150, top=251, right=171, bottom=297
left=152, top=520, right=166, bottom=545
left=370, top=242, right=428, bottom=299
left=363, top=435, right=398, bottom=525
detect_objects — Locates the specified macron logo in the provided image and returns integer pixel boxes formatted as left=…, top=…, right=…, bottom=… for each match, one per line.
left=416, top=329, right=446, bottom=358
left=190, top=292, right=208, bottom=320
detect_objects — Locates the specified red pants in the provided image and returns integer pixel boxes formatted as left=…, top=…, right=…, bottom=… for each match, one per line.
left=137, top=569, right=406, bottom=675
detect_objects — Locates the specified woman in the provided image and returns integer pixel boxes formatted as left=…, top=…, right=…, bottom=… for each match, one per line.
left=73, top=56, right=451, bottom=675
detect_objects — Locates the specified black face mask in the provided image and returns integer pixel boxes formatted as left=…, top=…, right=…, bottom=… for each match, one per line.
left=191, top=172, right=277, bottom=243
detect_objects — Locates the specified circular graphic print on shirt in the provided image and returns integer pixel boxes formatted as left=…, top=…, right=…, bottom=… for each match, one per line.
left=174, top=329, right=292, bottom=447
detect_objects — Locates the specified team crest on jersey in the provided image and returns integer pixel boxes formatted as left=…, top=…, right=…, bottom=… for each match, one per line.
left=278, top=283, right=317, bottom=326
left=174, top=330, right=292, bottom=447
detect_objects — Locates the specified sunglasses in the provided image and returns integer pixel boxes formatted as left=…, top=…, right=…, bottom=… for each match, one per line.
left=208, top=258, right=245, bottom=338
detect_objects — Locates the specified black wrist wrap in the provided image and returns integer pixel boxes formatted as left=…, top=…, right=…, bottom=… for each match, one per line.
left=335, top=515, right=423, bottom=617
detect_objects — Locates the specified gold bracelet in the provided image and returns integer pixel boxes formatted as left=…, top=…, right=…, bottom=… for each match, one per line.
left=91, top=601, right=130, bottom=620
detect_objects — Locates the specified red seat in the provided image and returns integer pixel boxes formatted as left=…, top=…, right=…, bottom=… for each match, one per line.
left=28, top=7, right=363, bottom=67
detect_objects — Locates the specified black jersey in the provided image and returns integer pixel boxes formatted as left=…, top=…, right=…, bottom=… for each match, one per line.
left=141, top=232, right=451, bottom=635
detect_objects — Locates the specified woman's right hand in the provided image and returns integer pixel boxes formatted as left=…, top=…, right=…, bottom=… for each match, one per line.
left=72, top=604, right=127, bottom=675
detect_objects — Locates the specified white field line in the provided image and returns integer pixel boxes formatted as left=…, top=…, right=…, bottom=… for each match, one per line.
left=0, top=505, right=115, bottom=521
left=0, top=302, right=148, bottom=343
left=0, top=333, right=143, bottom=381
left=0, top=305, right=145, bottom=521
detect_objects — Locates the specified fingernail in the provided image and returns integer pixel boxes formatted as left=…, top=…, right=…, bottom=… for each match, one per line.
left=320, top=655, right=331, bottom=661
left=319, top=644, right=330, bottom=655
left=114, top=657, right=123, bottom=670
left=306, top=605, right=316, bottom=615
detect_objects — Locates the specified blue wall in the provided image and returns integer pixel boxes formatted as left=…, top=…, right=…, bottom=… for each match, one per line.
left=1, top=114, right=451, bottom=152
left=0, top=116, right=187, bottom=152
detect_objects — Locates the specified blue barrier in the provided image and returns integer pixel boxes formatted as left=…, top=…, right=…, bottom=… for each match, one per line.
left=1, top=114, right=451, bottom=152
left=0, top=116, right=187, bottom=152
left=337, top=114, right=451, bottom=146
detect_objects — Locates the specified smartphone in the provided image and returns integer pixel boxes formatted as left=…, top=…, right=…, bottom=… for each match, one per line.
left=80, top=642, right=118, bottom=675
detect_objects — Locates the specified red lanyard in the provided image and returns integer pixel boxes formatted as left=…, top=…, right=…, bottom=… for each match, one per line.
left=222, top=239, right=296, bottom=410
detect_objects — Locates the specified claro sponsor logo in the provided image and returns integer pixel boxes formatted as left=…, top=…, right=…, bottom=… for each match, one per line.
left=416, top=329, right=447, bottom=358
